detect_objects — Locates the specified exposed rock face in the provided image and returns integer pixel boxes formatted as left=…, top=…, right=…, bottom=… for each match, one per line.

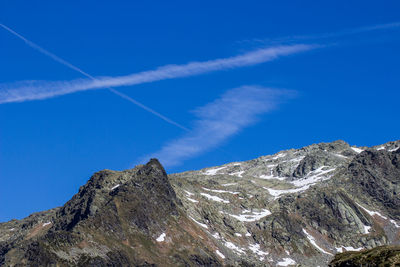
left=54, top=158, right=179, bottom=233
left=1, top=140, right=399, bottom=266
left=347, top=149, right=400, bottom=219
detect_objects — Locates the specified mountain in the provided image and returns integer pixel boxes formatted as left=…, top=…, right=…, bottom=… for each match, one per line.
left=1, top=140, right=399, bottom=266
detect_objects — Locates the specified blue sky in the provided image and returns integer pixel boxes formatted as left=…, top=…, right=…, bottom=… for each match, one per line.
left=1, top=1, right=399, bottom=222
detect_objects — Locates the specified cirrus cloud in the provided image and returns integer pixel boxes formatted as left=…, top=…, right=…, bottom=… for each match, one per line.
left=141, top=86, right=295, bottom=167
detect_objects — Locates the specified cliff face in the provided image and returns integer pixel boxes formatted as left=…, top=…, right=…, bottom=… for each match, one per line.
left=0, top=141, right=399, bottom=266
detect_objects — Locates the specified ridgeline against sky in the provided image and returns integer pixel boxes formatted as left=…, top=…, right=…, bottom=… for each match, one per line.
left=0, top=1, right=399, bottom=222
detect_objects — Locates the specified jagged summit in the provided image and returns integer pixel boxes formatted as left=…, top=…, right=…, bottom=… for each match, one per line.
left=1, top=140, right=399, bottom=266
left=52, top=158, right=178, bottom=233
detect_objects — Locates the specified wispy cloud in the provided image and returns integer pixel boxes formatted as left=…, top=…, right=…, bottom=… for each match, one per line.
left=0, top=44, right=315, bottom=104
left=239, top=22, right=400, bottom=46
left=330, top=21, right=400, bottom=36
left=141, top=86, right=295, bottom=167
left=295, top=21, right=400, bottom=42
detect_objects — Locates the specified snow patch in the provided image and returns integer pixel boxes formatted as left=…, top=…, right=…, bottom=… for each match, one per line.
left=357, top=203, right=388, bottom=219
left=224, top=241, right=245, bottom=254
left=248, top=243, right=268, bottom=260
left=291, top=167, right=336, bottom=187
left=357, top=203, right=400, bottom=228
left=272, top=153, right=286, bottom=160
left=226, top=209, right=271, bottom=222
left=265, top=167, right=335, bottom=199
left=111, top=184, right=120, bottom=190
left=377, top=146, right=385, bottom=150
left=222, top=183, right=237, bottom=186
left=390, top=220, right=400, bottom=228
left=187, top=197, right=198, bottom=203
left=277, top=258, right=296, bottom=266
left=245, top=232, right=251, bottom=237
left=303, top=229, right=333, bottom=255
left=234, top=233, right=242, bottom=237
left=229, top=171, right=245, bottom=177
left=265, top=187, right=306, bottom=198
left=336, top=246, right=363, bottom=253
left=333, top=153, right=348, bottom=159
left=204, top=166, right=227, bottom=175
left=363, top=225, right=371, bottom=234
left=351, top=147, right=364, bottom=153
left=189, top=216, right=208, bottom=229
left=266, top=164, right=278, bottom=168
left=389, top=147, right=399, bottom=152
left=289, top=156, right=305, bottom=162
left=200, top=193, right=230, bottom=203
left=212, top=232, right=221, bottom=239
left=259, top=169, right=286, bottom=180
left=215, top=250, right=225, bottom=259
left=202, top=187, right=239, bottom=195
left=42, top=222, right=52, bottom=227
left=184, top=190, right=194, bottom=196
left=228, top=163, right=242, bottom=167
left=156, top=233, right=166, bottom=242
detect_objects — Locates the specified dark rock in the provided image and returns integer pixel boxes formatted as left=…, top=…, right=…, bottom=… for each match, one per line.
left=348, top=149, right=400, bottom=219
left=329, top=245, right=400, bottom=266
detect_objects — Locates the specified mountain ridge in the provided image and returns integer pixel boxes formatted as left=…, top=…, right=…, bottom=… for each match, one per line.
left=1, top=140, right=399, bottom=266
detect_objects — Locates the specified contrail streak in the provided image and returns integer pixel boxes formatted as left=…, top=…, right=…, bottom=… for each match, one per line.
left=107, top=88, right=189, bottom=131
left=0, top=23, right=90, bottom=77
left=0, top=25, right=315, bottom=105
left=0, top=23, right=189, bottom=131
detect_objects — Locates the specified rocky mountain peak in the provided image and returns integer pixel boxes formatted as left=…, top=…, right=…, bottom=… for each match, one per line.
left=52, top=158, right=178, bottom=232
left=138, top=158, right=168, bottom=176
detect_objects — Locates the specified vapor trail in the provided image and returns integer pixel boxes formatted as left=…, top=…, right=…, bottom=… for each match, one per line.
left=0, top=27, right=315, bottom=105
left=107, top=88, right=189, bottom=131
left=0, top=23, right=189, bottom=131
left=0, top=23, right=90, bottom=77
